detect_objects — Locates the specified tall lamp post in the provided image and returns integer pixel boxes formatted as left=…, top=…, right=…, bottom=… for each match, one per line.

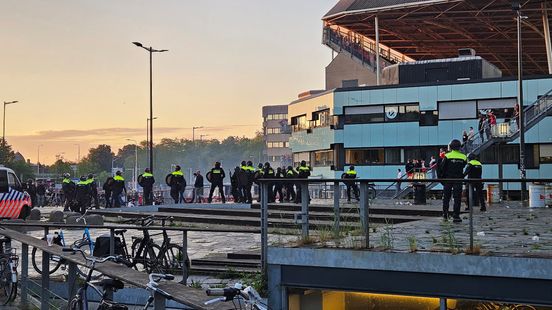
left=146, top=116, right=158, bottom=165
left=513, top=1, right=527, bottom=201
left=2, top=100, right=18, bottom=147
left=37, top=144, right=44, bottom=175
left=133, top=41, right=168, bottom=173
left=126, top=139, right=139, bottom=191
left=74, top=144, right=81, bottom=177
left=192, top=126, right=203, bottom=142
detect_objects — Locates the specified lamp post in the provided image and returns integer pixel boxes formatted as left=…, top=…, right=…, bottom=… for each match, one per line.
left=2, top=100, right=18, bottom=147
left=146, top=116, right=158, bottom=166
left=126, top=139, right=139, bottom=191
left=74, top=144, right=81, bottom=177
left=513, top=1, right=527, bottom=201
left=37, top=144, right=43, bottom=175
left=192, top=126, right=203, bottom=142
left=200, top=134, right=209, bottom=141
left=133, top=41, right=168, bottom=173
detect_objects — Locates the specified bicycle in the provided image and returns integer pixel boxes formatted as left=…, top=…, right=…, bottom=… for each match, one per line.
left=205, top=283, right=267, bottom=310
left=142, top=273, right=174, bottom=309
left=0, top=237, right=18, bottom=305
left=64, top=247, right=130, bottom=310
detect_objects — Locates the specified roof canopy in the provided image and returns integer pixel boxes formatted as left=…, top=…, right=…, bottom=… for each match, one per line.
left=323, top=0, right=551, bottom=76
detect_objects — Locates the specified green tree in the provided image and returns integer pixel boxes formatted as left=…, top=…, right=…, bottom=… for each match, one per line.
left=0, top=138, right=35, bottom=180
left=78, top=144, right=114, bottom=174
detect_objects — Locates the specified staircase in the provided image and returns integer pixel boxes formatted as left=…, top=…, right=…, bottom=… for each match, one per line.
left=393, top=181, right=439, bottom=200
left=467, top=90, right=552, bottom=156
left=323, top=27, right=411, bottom=72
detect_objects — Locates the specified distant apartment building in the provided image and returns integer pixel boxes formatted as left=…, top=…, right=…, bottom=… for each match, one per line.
left=262, top=105, right=292, bottom=168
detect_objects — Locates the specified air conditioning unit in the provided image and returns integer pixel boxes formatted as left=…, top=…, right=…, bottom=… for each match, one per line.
left=458, top=48, right=476, bottom=57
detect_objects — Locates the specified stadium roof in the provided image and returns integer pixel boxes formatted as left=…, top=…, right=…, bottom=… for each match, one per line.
left=323, top=0, right=552, bottom=75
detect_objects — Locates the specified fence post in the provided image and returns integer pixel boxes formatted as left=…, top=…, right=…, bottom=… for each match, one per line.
left=333, top=181, right=340, bottom=233
left=468, top=183, right=474, bottom=252
left=301, top=181, right=309, bottom=239
left=359, top=181, right=370, bottom=248
left=153, top=292, right=166, bottom=310
left=21, top=243, right=28, bottom=306
left=41, top=227, right=50, bottom=310
left=260, top=182, right=269, bottom=275
left=180, top=230, right=188, bottom=284
left=67, top=262, right=77, bottom=304
left=109, top=228, right=115, bottom=255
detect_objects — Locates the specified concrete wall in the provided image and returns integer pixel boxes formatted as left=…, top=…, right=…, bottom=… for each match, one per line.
left=326, top=52, right=377, bottom=89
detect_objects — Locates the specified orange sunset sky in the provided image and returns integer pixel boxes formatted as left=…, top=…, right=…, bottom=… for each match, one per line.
left=1, top=0, right=336, bottom=164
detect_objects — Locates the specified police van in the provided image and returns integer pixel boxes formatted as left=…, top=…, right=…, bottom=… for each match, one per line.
left=0, top=165, right=31, bottom=219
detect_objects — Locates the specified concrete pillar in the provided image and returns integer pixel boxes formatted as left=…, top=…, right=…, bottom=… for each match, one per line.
left=543, top=2, right=552, bottom=74
left=375, top=15, right=381, bottom=85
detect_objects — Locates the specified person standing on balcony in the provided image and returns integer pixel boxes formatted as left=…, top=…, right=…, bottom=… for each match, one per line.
left=478, top=114, right=486, bottom=142
left=438, top=139, right=467, bottom=223
left=464, top=153, right=486, bottom=212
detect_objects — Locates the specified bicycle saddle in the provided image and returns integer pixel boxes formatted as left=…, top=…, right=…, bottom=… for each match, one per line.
left=91, top=278, right=125, bottom=290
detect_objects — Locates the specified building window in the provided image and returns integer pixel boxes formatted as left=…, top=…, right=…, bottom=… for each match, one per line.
left=439, top=100, right=477, bottom=120
left=344, top=106, right=384, bottom=124
left=345, top=148, right=384, bottom=165
left=384, top=104, right=419, bottom=122
left=267, top=142, right=288, bottom=148
left=385, top=148, right=403, bottom=164
left=266, top=127, right=281, bottom=134
left=312, top=109, right=331, bottom=128
left=313, top=150, right=334, bottom=167
left=541, top=144, right=552, bottom=163
left=419, top=110, right=439, bottom=126
left=481, top=144, right=539, bottom=169
left=265, top=113, right=288, bottom=121
left=293, top=152, right=310, bottom=167
left=291, top=114, right=308, bottom=132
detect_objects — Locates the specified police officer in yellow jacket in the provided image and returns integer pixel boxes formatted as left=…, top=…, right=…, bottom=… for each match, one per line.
left=139, top=168, right=155, bottom=205
left=464, top=154, right=486, bottom=212
left=438, top=139, right=467, bottom=223
left=343, top=165, right=360, bottom=202
left=295, top=160, right=311, bottom=203
left=169, top=166, right=186, bottom=204
left=208, top=162, right=226, bottom=203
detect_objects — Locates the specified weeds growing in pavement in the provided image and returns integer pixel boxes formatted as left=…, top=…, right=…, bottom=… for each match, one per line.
left=407, top=235, right=417, bottom=252
left=441, top=222, right=460, bottom=254
left=379, top=220, right=394, bottom=250
left=189, top=279, right=203, bottom=289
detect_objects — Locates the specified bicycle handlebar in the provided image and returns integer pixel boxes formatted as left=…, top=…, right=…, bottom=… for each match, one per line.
left=146, top=273, right=174, bottom=300
left=62, top=247, right=131, bottom=266
left=204, top=297, right=226, bottom=305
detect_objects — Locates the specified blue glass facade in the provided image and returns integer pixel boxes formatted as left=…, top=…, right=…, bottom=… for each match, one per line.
left=289, top=76, right=552, bottom=185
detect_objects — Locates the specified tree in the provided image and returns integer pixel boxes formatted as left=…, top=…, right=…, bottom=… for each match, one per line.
left=48, top=159, right=74, bottom=176
left=0, top=138, right=35, bottom=180
left=78, top=144, right=114, bottom=174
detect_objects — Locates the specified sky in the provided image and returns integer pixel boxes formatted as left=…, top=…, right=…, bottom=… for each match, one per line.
left=0, top=0, right=336, bottom=164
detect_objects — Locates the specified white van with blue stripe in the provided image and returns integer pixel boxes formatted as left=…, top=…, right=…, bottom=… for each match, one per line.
left=0, top=166, right=32, bottom=219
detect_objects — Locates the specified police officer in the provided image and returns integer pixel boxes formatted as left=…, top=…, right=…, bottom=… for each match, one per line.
left=231, top=166, right=243, bottom=203
left=62, top=173, right=76, bottom=211
left=464, top=154, right=487, bottom=212
left=75, top=176, right=91, bottom=214
left=208, top=162, right=226, bottom=203
left=243, top=161, right=255, bottom=203
left=295, top=160, right=311, bottom=203
left=438, top=139, right=467, bottom=222
left=102, top=177, right=114, bottom=208
left=343, top=165, right=360, bottom=202
left=284, top=166, right=297, bottom=202
left=112, top=171, right=127, bottom=208
left=238, top=161, right=249, bottom=203
left=139, top=168, right=155, bottom=205
left=274, top=167, right=285, bottom=203
left=169, top=165, right=186, bottom=204
left=86, top=174, right=99, bottom=209
left=263, top=162, right=275, bottom=203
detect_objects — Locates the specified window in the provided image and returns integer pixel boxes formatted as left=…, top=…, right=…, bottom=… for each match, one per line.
left=312, top=109, right=331, bottom=128
left=7, top=172, right=20, bottom=189
left=342, top=79, right=359, bottom=88
left=0, top=170, right=7, bottom=190
left=439, top=100, right=476, bottom=120
left=541, top=144, right=552, bottom=163
left=344, top=106, right=384, bottom=124
left=481, top=144, right=539, bottom=169
left=345, top=148, right=384, bottom=165
left=291, top=115, right=308, bottom=132
left=266, top=128, right=281, bottom=135
left=385, top=148, right=402, bottom=164
left=293, top=152, right=310, bottom=167
left=476, top=99, right=516, bottom=120
left=384, top=104, right=419, bottom=122
left=404, top=147, right=440, bottom=164
left=265, top=113, right=288, bottom=121
left=267, top=142, right=288, bottom=148
left=419, top=110, right=439, bottom=126
left=313, top=150, right=334, bottom=167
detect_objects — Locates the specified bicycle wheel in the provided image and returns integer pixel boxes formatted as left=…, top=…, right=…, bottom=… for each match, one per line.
left=161, top=244, right=189, bottom=274
left=0, top=259, right=15, bottom=305
left=31, top=247, right=62, bottom=275
left=73, top=240, right=102, bottom=280
left=131, top=238, right=159, bottom=272
left=68, top=296, right=83, bottom=310
left=368, top=188, right=377, bottom=200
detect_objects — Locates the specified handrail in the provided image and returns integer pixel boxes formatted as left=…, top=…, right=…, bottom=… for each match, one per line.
left=257, top=178, right=552, bottom=183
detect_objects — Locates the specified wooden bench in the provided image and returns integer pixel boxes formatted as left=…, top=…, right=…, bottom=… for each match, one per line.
left=0, top=227, right=227, bottom=310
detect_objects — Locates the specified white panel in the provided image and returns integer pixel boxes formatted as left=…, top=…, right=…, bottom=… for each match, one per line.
left=345, top=105, right=384, bottom=115
left=477, top=98, right=516, bottom=110
left=439, top=101, right=476, bottom=120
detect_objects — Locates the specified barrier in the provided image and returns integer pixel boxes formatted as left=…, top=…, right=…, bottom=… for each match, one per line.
left=487, top=184, right=501, bottom=204
left=529, top=184, right=546, bottom=208
left=545, top=185, right=552, bottom=206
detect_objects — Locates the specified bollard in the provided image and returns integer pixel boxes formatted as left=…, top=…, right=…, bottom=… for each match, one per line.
left=468, top=183, right=474, bottom=252
left=300, top=181, right=309, bottom=239
left=359, top=182, right=370, bottom=248
left=41, top=227, right=50, bottom=310
left=21, top=243, right=28, bottom=305
left=180, top=230, right=189, bottom=284
left=333, top=181, right=340, bottom=233
left=153, top=291, right=166, bottom=310
left=260, top=182, right=269, bottom=275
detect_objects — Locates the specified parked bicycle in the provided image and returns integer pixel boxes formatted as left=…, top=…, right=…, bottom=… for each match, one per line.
left=64, top=247, right=130, bottom=310
left=0, top=236, right=18, bottom=305
left=205, top=283, right=267, bottom=310
left=142, top=273, right=174, bottom=309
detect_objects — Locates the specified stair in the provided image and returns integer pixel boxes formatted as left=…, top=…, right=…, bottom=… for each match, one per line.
left=467, top=91, right=552, bottom=155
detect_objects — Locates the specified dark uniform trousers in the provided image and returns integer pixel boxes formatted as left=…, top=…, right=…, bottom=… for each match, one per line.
left=443, top=181, right=463, bottom=218
left=466, top=183, right=486, bottom=209
left=143, top=188, right=153, bottom=205
left=209, top=182, right=225, bottom=203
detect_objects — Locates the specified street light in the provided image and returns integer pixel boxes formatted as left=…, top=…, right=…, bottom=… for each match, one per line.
left=513, top=1, right=527, bottom=201
left=133, top=42, right=168, bottom=173
left=74, top=144, right=81, bottom=177
left=126, top=138, right=139, bottom=191
left=2, top=100, right=18, bottom=147
left=37, top=144, right=44, bottom=175
left=192, top=126, right=203, bottom=142
left=146, top=116, right=158, bottom=165
left=200, top=134, right=209, bottom=141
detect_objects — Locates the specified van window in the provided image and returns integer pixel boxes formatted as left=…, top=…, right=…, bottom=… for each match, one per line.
left=0, top=170, right=8, bottom=190
left=7, top=172, right=21, bottom=189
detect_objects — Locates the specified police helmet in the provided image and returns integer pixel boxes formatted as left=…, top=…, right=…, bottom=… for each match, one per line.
left=287, top=166, right=293, bottom=170
left=80, top=176, right=87, bottom=181
left=258, top=163, right=263, bottom=168
left=116, top=171, right=122, bottom=176
left=215, top=161, right=221, bottom=168
left=63, top=173, right=70, bottom=178
left=241, top=161, right=246, bottom=166
left=468, top=153, right=478, bottom=161
left=448, top=139, right=462, bottom=151
left=145, top=168, right=151, bottom=173
left=350, top=165, right=355, bottom=170
left=88, top=173, right=94, bottom=179
left=175, top=165, right=181, bottom=171
left=300, top=160, right=306, bottom=166
left=247, top=161, right=253, bottom=166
